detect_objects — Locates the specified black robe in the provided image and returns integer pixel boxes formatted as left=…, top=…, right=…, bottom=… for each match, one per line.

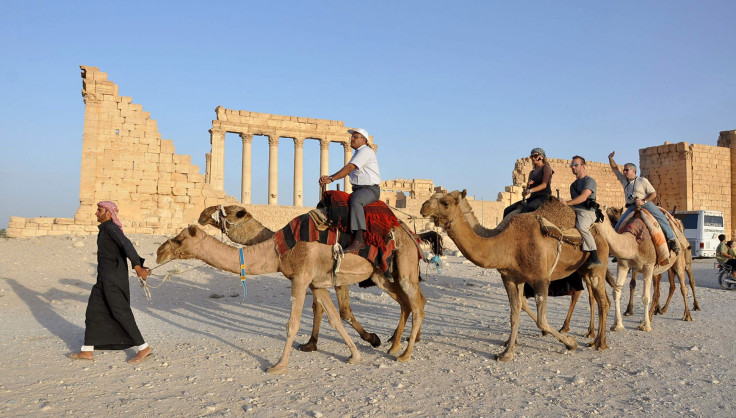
left=84, top=220, right=146, bottom=349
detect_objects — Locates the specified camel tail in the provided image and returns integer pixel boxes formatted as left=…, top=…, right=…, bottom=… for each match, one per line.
left=417, top=231, right=444, bottom=256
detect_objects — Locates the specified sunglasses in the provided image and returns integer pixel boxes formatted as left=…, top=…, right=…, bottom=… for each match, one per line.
left=623, top=168, right=630, bottom=172
left=530, top=154, right=540, bottom=159
left=570, top=162, right=581, bottom=167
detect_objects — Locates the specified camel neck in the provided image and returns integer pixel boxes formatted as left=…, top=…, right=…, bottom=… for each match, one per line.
left=196, top=235, right=280, bottom=275
left=444, top=210, right=507, bottom=269
left=594, top=218, right=638, bottom=260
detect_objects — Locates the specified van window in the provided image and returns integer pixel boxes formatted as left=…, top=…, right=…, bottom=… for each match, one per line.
left=674, top=214, right=698, bottom=229
left=705, top=215, right=723, bottom=228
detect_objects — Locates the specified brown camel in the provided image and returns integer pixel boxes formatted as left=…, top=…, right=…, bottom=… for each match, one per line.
left=449, top=194, right=598, bottom=338
left=593, top=210, right=693, bottom=332
left=157, top=224, right=425, bottom=374
left=198, top=205, right=440, bottom=351
left=420, top=190, right=611, bottom=361
left=605, top=207, right=699, bottom=318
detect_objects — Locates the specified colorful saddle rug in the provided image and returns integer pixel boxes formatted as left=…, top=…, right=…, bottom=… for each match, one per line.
left=273, top=191, right=401, bottom=278
left=618, top=208, right=669, bottom=265
left=318, top=190, right=401, bottom=249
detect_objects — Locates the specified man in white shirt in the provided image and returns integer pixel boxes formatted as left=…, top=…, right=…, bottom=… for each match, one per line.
left=608, top=151, right=680, bottom=255
left=319, top=128, right=381, bottom=252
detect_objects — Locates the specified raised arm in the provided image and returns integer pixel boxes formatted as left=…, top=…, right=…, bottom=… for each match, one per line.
left=608, top=151, right=622, bottom=176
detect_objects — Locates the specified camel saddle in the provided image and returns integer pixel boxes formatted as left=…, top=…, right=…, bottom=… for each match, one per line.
left=538, top=216, right=583, bottom=247
left=617, top=208, right=672, bottom=266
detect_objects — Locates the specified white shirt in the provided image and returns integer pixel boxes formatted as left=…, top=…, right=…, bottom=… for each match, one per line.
left=615, top=172, right=655, bottom=204
left=348, top=145, right=381, bottom=186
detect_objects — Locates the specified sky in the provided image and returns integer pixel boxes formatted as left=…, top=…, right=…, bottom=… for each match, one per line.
left=1, top=1, right=735, bottom=228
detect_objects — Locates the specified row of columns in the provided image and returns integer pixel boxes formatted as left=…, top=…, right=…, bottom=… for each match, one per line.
left=208, top=129, right=353, bottom=206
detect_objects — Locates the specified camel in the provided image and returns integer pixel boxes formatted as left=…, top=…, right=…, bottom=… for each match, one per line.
left=593, top=209, right=693, bottom=333
left=198, top=205, right=442, bottom=352
left=604, top=207, right=699, bottom=318
left=420, top=190, right=611, bottom=361
left=157, top=224, right=425, bottom=374
left=448, top=193, right=598, bottom=339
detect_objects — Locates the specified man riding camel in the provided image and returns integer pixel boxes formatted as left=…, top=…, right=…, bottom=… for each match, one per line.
left=319, top=128, right=381, bottom=253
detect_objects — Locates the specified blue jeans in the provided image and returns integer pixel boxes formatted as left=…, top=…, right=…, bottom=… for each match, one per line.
left=615, top=201, right=675, bottom=241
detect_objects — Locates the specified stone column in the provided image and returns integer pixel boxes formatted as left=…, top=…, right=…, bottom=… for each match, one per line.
left=208, top=128, right=226, bottom=190
left=205, top=153, right=211, bottom=183
left=268, top=134, right=279, bottom=205
left=240, top=133, right=253, bottom=204
left=320, top=139, right=330, bottom=196
left=293, top=137, right=304, bottom=206
left=343, top=142, right=353, bottom=193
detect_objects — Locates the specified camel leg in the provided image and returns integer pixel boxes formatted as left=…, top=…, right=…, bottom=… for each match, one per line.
left=638, top=267, right=654, bottom=332
left=299, top=297, right=323, bottom=352
left=660, top=272, right=676, bottom=314
left=395, top=277, right=426, bottom=362
left=558, top=289, right=582, bottom=334
left=651, top=274, right=663, bottom=316
left=673, top=267, right=692, bottom=321
left=267, top=278, right=310, bottom=374
left=504, top=283, right=526, bottom=346
left=584, top=284, right=596, bottom=338
left=311, top=287, right=362, bottom=364
left=624, top=271, right=636, bottom=316
left=531, top=282, right=577, bottom=352
left=497, top=278, right=522, bottom=362
left=587, top=269, right=610, bottom=350
left=611, top=263, right=628, bottom=331
left=334, top=285, right=381, bottom=347
left=687, top=264, right=700, bottom=311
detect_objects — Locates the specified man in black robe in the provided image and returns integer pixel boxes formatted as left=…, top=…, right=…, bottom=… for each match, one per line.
left=68, top=201, right=152, bottom=363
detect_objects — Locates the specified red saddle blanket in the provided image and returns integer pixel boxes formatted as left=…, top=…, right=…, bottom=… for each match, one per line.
left=273, top=191, right=401, bottom=277
left=618, top=208, right=669, bottom=265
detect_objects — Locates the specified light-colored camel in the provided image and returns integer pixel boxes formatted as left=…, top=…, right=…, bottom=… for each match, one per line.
left=421, top=190, right=611, bottom=361
left=593, top=212, right=693, bottom=332
left=157, top=224, right=425, bottom=374
left=198, top=205, right=439, bottom=351
left=604, top=207, right=699, bottom=318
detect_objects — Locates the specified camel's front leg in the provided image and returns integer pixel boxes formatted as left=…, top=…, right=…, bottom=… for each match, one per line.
left=687, top=266, right=700, bottom=311
left=587, top=269, right=610, bottom=350
left=638, top=267, right=654, bottom=332
left=335, top=285, right=381, bottom=347
left=498, top=278, right=522, bottom=362
left=311, top=288, right=361, bottom=364
left=267, top=278, right=309, bottom=374
left=660, top=272, right=676, bottom=313
left=611, top=264, right=628, bottom=331
left=532, top=282, right=577, bottom=352
left=299, top=296, right=323, bottom=352
left=583, top=283, right=595, bottom=338
left=673, top=268, right=692, bottom=321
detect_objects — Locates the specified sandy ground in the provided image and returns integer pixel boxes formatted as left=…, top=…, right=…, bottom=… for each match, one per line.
left=1, top=232, right=735, bottom=417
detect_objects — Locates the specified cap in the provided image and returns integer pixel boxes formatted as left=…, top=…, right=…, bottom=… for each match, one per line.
left=530, top=147, right=546, bottom=157
left=348, top=128, right=370, bottom=141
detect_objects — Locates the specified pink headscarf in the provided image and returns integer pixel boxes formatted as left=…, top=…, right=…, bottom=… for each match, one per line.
left=97, top=201, right=124, bottom=235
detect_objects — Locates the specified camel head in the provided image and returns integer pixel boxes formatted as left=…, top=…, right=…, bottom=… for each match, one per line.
left=420, top=189, right=467, bottom=228
left=157, top=224, right=208, bottom=264
left=198, top=205, right=252, bottom=230
left=606, top=206, right=623, bottom=226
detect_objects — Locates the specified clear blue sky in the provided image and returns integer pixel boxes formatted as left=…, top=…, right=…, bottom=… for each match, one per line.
left=2, top=1, right=735, bottom=228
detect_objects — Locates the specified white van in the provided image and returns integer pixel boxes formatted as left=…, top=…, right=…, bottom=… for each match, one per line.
left=672, top=210, right=724, bottom=258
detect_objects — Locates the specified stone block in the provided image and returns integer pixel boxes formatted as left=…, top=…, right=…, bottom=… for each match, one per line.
left=161, top=139, right=175, bottom=154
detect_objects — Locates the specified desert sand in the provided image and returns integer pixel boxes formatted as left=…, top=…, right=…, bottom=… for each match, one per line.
left=1, top=232, right=735, bottom=416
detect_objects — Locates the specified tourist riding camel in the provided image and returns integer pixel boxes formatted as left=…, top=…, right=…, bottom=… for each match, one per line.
left=319, top=128, right=380, bottom=253
left=562, top=155, right=602, bottom=267
left=608, top=151, right=680, bottom=255
left=496, top=147, right=554, bottom=230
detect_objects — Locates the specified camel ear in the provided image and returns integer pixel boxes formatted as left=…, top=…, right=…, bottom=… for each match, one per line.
left=461, top=189, right=467, bottom=198
left=188, top=224, right=199, bottom=237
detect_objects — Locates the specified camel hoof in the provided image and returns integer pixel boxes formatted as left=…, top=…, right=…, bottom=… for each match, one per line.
left=557, top=326, right=570, bottom=334
left=610, top=323, right=624, bottom=331
left=367, top=333, right=381, bottom=348
left=693, top=304, right=701, bottom=311
left=682, top=314, right=693, bottom=322
left=266, top=365, right=287, bottom=374
left=623, top=309, right=634, bottom=316
left=298, top=341, right=318, bottom=352
left=396, top=353, right=412, bottom=363
left=660, top=307, right=669, bottom=314
left=637, top=323, right=652, bottom=332
left=495, top=352, right=514, bottom=362
left=387, top=345, right=402, bottom=356
left=583, top=330, right=595, bottom=339
left=564, top=339, right=578, bottom=351
left=347, top=354, right=362, bottom=364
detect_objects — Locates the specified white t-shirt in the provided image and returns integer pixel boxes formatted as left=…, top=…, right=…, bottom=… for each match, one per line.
left=348, top=145, right=381, bottom=186
left=615, top=172, right=655, bottom=204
